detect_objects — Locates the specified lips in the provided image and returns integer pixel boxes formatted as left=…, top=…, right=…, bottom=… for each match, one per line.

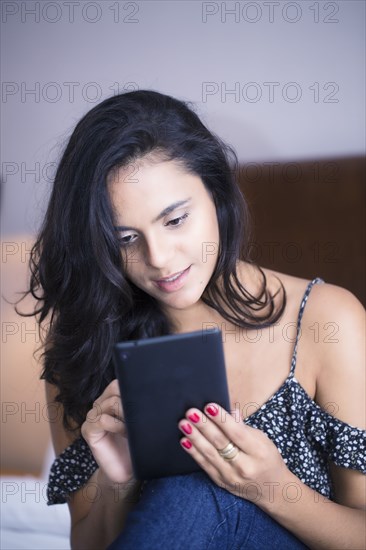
left=156, top=269, right=187, bottom=282
left=154, top=266, right=191, bottom=292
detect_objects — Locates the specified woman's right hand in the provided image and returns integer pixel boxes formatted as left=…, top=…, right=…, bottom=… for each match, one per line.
left=81, top=379, right=134, bottom=485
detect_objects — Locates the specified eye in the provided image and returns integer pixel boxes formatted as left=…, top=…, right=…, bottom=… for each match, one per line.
left=165, top=212, right=190, bottom=227
left=118, top=233, right=138, bottom=247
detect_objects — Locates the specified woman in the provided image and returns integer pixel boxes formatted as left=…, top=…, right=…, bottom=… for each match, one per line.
left=23, top=90, right=365, bottom=549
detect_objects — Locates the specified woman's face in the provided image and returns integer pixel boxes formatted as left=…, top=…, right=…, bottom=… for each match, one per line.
left=107, top=157, right=220, bottom=317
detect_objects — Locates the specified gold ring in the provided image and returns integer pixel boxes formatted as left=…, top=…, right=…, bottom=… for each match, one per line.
left=217, top=442, right=239, bottom=460
left=217, top=442, right=235, bottom=456
left=222, top=446, right=239, bottom=461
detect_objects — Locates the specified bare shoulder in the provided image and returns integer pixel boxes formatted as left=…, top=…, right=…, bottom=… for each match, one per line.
left=260, top=265, right=365, bottom=327
left=292, top=277, right=365, bottom=354
left=296, top=277, right=365, bottom=323
left=306, top=282, right=365, bottom=425
left=294, top=278, right=364, bottom=428
left=237, top=261, right=312, bottom=303
left=254, top=266, right=365, bottom=427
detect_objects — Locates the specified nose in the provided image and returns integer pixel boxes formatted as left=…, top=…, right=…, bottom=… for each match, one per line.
left=144, top=233, right=174, bottom=269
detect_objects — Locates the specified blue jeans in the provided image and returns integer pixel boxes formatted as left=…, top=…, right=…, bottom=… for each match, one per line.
left=108, top=472, right=309, bottom=549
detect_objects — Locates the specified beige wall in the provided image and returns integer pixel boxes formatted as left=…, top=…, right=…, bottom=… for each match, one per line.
left=1, top=236, right=50, bottom=475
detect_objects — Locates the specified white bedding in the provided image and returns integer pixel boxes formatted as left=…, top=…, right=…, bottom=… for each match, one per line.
left=0, top=475, right=71, bottom=549
left=1, top=442, right=71, bottom=550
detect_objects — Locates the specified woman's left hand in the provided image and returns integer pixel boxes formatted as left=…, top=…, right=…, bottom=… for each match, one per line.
left=178, top=403, right=294, bottom=508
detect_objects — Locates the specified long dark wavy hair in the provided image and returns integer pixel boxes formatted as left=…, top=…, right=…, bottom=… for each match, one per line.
left=19, top=90, right=286, bottom=431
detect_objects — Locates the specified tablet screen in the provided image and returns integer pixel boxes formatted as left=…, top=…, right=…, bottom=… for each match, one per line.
left=113, top=329, right=230, bottom=479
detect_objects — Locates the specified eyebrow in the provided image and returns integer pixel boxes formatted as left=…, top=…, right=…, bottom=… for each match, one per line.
left=114, top=198, right=192, bottom=231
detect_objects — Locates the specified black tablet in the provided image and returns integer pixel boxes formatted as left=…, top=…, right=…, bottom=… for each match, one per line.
left=113, top=328, right=230, bottom=480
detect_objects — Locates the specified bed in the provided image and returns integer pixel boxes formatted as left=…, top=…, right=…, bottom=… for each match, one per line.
left=0, top=445, right=71, bottom=550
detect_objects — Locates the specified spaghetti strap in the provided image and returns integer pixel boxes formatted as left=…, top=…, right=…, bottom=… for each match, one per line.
left=289, top=277, right=325, bottom=378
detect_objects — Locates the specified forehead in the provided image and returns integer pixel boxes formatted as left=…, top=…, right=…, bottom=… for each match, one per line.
left=108, top=156, right=191, bottom=189
left=107, top=158, right=206, bottom=217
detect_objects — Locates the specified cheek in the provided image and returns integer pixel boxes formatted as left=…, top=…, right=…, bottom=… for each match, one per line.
left=121, top=248, right=142, bottom=280
left=208, top=212, right=220, bottom=265
left=200, top=209, right=220, bottom=254
left=188, top=222, right=218, bottom=268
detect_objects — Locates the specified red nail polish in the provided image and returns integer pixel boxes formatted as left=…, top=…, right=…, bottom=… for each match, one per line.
left=188, top=413, right=200, bottom=423
left=206, top=405, right=219, bottom=417
left=181, top=423, right=192, bottom=435
left=181, top=440, right=192, bottom=449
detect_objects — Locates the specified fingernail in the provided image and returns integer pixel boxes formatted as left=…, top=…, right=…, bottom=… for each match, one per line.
left=181, top=423, right=193, bottom=435
left=188, top=413, right=200, bottom=423
left=181, top=440, right=192, bottom=449
left=206, top=405, right=219, bottom=417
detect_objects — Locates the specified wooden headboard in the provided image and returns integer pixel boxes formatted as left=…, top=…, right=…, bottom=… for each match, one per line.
left=237, top=156, right=365, bottom=306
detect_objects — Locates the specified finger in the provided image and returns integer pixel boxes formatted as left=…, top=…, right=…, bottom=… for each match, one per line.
left=178, top=413, right=241, bottom=475
left=83, top=413, right=125, bottom=435
left=179, top=426, right=244, bottom=492
left=203, top=403, right=258, bottom=452
left=88, top=396, right=124, bottom=422
left=179, top=435, right=228, bottom=481
left=179, top=411, right=231, bottom=455
left=93, top=379, right=120, bottom=406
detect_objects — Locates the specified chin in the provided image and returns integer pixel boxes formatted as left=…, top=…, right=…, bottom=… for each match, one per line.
left=162, top=289, right=204, bottom=311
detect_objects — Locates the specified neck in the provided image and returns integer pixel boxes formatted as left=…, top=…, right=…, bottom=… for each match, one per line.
left=163, top=299, right=223, bottom=334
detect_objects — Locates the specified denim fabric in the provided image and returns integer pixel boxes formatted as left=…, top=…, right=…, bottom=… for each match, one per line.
left=107, top=472, right=308, bottom=549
